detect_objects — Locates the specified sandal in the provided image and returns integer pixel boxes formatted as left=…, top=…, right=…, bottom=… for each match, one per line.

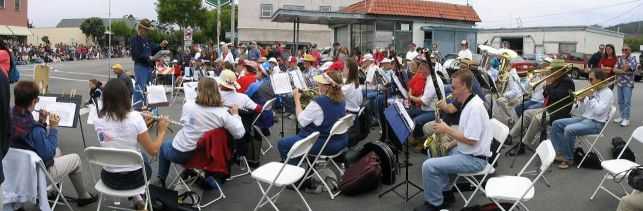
left=558, top=160, right=571, bottom=169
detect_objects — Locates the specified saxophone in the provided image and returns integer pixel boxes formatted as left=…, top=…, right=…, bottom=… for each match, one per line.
left=423, top=95, right=453, bottom=155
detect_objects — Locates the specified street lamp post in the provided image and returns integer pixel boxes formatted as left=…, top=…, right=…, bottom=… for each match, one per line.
left=107, top=0, right=112, bottom=79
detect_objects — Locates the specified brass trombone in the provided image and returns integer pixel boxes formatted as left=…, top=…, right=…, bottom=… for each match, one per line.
left=540, top=75, right=616, bottom=116
left=528, top=64, right=573, bottom=89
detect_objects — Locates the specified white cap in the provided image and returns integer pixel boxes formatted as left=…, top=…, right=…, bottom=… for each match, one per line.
left=381, top=58, right=392, bottom=64
left=362, top=53, right=374, bottom=62
left=319, top=61, right=334, bottom=71
left=268, top=57, right=278, bottom=63
left=460, top=40, right=468, bottom=45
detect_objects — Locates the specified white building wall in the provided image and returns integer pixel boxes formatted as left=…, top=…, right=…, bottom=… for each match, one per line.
left=477, top=27, right=624, bottom=55
left=238, top=0, right=358, bottom=46
left=29, top=27, right=91, bottom=46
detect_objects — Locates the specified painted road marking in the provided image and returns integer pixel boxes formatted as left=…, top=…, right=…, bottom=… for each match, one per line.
left=21, top=74, right=89, bottom=82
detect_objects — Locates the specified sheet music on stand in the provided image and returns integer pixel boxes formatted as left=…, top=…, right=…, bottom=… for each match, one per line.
left=391, top=73, right=408, bottom=99
left=147, top=85, right=169, bottom=106
left=288, top=69, right=308, bottom=90
left=150, top=50, right=171, bottom=61
left=31, top=94, right=82, bottom=128
left=384, top=101, right=414, bottom=144
left=271, top=72, right=293, bottom=95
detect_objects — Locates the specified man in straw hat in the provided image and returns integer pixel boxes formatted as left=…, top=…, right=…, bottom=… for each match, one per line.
left=302, top=54, right=321, bottom=88
left=112, top=64, right=133, bottom=95
left=130, top=18, right=168, bottom=109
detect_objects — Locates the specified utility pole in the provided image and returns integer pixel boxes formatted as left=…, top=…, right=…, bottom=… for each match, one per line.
left=231, top=0, right=235, bottom=46
left=108, top=0, right=112, bottom=79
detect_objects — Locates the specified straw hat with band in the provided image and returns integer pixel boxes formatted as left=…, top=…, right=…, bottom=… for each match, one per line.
left=137, top=19, right=154, bottom=31
left=111, top=64, right=124, bottom=71
left=303, top=54, right=316, bottom=63
left=313, top=72, right=341, bottom=88
left=217, top=69, right=240, bottom=90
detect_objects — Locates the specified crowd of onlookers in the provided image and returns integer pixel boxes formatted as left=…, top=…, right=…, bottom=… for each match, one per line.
left=5, top=41, right=130, bottom=65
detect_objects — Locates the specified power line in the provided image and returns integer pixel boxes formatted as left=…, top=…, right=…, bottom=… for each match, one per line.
left=481, top=0, right=640, bottom=24
left=599, top=1, right=643, bottom=26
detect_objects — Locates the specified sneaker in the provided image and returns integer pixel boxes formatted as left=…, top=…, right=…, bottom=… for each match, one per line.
left=613, top=117, right=623, bottom=124
left=557, top=160, right=572, bottom=169
left=620, top=120, right=630, bottom=127
left=414, top=202, right=446, bottom=211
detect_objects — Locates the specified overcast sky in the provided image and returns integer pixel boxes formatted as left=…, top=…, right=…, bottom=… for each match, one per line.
left=28, top=0, right=643, bottom=28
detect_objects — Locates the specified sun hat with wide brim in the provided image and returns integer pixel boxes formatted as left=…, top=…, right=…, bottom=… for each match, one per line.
left=111, top=63, right=124, bottom=71
left=217, top=69, right=240, bottom=90
left=303, top=54, right=316, bottom=62
left=243, top=60, right=259, bottom=72
left=313, top=73, right=340, bottom=87
left=137, top=18, right=154, bottom=31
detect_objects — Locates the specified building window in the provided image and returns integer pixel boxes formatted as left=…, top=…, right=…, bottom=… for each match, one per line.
left=260, top=4, right=273, bottom=18
left=283, top=4, right=304, bottom=10
left=320, top=6, right=331, bottom=12
left=559, top=43, right=577, bottom=54
left=0, top=0, right=5, bottom=9
left=14, top=0, right=19, bottom=11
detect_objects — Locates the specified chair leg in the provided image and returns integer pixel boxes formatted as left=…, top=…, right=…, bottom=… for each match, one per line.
left=53, top=182, right=75, bottom=211
left=311, top=163, right=340, bottom=199
left=577, top=138, right=596, bottom=168
left=329, top=159, right=345, bottom=175
left=294, top=184, right=312, bottom=211
left=463, top=176, right=486, bottom=207
left=229, top=156, right=252, bottom=180
left=254, top=181, right=280, bottom=211
left=590, top=174, right=608, bottom=200
left=199, top=180, right=226, bottom=208
left=96, top=193, right=103, bottom=211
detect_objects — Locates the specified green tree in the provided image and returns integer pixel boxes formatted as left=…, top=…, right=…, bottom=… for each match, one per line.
left=110, top=21, right=134, bottom=44
left=41, top=36, right=50, bottom=45
left=156, top=0, right=207, bottom=29
left=625, top=36, right=643, bottom=52
left=201, top=5, right=237, bottom=43
left=80, top=17, right=106, bottom=45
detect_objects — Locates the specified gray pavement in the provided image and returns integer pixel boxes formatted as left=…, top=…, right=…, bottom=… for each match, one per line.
left=11, top=59, right=643, bottom=211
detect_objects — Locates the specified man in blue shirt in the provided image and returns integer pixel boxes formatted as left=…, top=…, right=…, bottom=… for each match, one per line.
left=130, top=18, right=168, bottom=110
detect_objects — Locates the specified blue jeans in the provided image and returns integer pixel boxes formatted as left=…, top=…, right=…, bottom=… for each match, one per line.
left=157, top=140, right=196, bottom=179
left=514, top=100, right=544, bottom=116
left=422, top=150, right=487, bottom=206
left=277, top=134, right=348, bottom=162
left=617, top=86, right=633, bottom=120
left=133, top=63, right=153, bottom=110
left=408, top=107, right=436, bottom=138
left=551, top=117, right=604, bottom=161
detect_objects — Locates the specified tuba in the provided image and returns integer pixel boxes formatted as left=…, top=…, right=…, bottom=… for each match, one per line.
left=494, top=49, right=518, bottom=97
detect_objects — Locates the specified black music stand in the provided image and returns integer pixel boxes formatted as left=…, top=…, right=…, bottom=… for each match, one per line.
left=42, top=94, right=88, bottom=148
left=378, top=104, right=423, bottom=201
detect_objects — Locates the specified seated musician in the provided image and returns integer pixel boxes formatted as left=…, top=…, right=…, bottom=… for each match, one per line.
left=509, top=66, right=575, bottom=154
left=94, top=79, right=170, bottom=209
left=407, top=54, right=444, bottom=143
left=236, top=60, right=258, bottom=93
left=416, top=70, right=492, bottom=211
left=218, top=69, right=262, bottom=113
left=246, top=62, right=275, bottom=136
left=9, top=81, right=97, bottom=206
left=342, top=58, right=363, bottom=114
left=156, top=78, right=245, bottom=186
left=302, top=54, right=322, bottom=88
left=488, top=66, right=523, bottom=125
left=551, top=69, right=613, bottom=169
left=277, top=71, right=347, bottom=161
left=514, top=81, right=545, bottom=115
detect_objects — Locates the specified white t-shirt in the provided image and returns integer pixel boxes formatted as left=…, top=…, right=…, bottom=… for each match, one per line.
left=456, top=95, right=493, bottom=157
left=420, top=75, right=445, bottom=111
left=220, top=90, right=259, bottom=112
left=94, top=111, right=148, bottom=173
left=172, top=101, right=245, bottom=152
left=457, top=49, right=473, bottom=60
left=405, top=50, right=418, bottom=61
left=298, top=101, right=324, bottom=127
left=342, top=83, right=363, bottom=113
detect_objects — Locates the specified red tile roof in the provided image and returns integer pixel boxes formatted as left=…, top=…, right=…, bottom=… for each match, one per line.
left=341, top=0, right=481, bottom=22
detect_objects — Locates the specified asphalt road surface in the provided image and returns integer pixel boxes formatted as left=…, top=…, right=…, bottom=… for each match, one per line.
left=10, top=59, right=643, bottom=211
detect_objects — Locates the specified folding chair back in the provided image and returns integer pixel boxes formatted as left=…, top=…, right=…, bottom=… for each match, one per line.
left=85, top=147, right=145, bottom=169
left=251, top=98, right=277, bottom=126
left=286, top=132, right=320, bottom=167
left=519, top=140, right=556, bottom=176
left=356, top=107, right=366, bottom=120
left=617, top=126, right=643, bottom=159
left=490, top=118, right=510, bottom=151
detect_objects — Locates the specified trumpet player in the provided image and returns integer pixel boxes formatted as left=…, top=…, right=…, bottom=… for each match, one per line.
left=551, top=70, right=613, bottom=169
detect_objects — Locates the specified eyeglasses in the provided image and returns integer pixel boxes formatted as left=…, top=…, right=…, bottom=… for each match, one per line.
left=622, top=49, right=631, bottom=52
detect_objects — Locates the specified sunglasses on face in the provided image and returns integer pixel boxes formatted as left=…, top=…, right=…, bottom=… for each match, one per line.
left=622, top=49, right=631, bottom=52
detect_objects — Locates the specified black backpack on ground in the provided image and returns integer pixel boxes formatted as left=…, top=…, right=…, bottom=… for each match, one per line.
left=574, top=147, right=602, bottom=169
left=611, top=137, right=636, bottom=162
left=339, top=152, right=382, bottom=195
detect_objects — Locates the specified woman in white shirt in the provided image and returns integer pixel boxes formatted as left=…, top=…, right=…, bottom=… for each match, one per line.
left=94, top=79, right=170, bottom=209
left=156, top=78, right=245, bottom=185
left=277, top=71, right=347, bottom=161
left=342, top=58, right=363, bottom=114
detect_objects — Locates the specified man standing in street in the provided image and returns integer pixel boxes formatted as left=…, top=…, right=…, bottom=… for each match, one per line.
left=613, top=44, right=638, bottom=127
left=588, top=44, right=605, bottom=69
left=130, top=18, right=168, bottom=110
left=457, top=40, right=473, bottom=61
left=248, top=41, right=261, bottom=61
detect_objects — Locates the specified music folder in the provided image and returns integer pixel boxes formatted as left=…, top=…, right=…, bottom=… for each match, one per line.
left=384, top=101, right=414, bottom=144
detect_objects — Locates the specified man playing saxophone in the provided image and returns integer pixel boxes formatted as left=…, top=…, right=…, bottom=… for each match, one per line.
left=551, top=69, right=614, bottom=169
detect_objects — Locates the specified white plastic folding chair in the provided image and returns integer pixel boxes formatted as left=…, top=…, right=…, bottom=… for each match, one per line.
left=3, top=148, right=75, bottom=211
left=484, top=140, right=556, bottom=211
left=304, top=114, right=355, bottom=199
left=84, top=147, right=152, bottom=211
left=251, top=132, right=320, bottom=211
left=589, top=126, right=643, bottom=201
left=451, top=118, right=509, bottom=206
left=252, top=98, right=278, bottom=155
left=576, top=106, right=616, bottom=168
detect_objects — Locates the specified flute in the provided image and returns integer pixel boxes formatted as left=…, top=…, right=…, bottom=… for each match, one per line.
left=140, top=113, right=184, bottom=126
